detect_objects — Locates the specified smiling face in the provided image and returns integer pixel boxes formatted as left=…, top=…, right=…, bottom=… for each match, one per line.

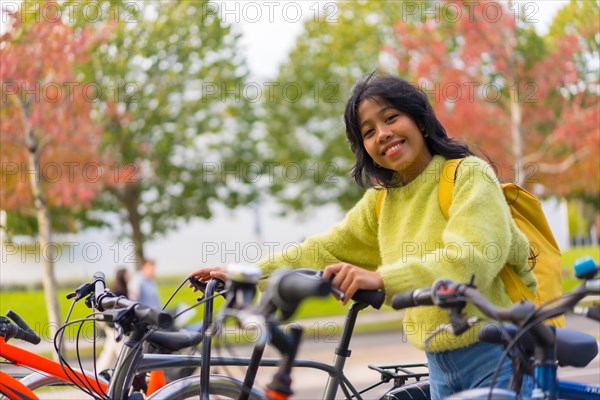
left=358, top=97, right=432, bottom=184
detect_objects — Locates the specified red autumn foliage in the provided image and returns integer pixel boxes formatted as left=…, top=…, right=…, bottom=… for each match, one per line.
left=388, top=0, right=599, bottom=196
left=0, top=2, right=115, bottom=214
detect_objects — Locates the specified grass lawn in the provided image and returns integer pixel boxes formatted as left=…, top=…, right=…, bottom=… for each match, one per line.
left=557, top=245, right=600, bottom=292
left=1, top=246, right=597, bottom=338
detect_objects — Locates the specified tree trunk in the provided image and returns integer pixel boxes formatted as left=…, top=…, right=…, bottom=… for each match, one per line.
left=510, top=85, right=525, bottom=187
left=26, top=127, right=62, bottom=360
left=123, top=184, right=145, bottom=269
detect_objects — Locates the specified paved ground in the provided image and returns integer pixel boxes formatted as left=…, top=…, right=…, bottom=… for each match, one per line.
left=2, top=313, right=598, bottom=399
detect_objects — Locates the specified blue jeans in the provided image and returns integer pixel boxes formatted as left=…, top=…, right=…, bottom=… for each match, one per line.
left=426, top=342, right=533, bottom=399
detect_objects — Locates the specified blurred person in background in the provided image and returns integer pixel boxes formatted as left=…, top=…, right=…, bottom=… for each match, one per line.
left=128, top=259, right=161, bottom=309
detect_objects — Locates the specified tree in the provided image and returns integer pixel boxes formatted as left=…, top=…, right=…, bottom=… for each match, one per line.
left=0, top=1, right=106, bottom=346
left=387, top=0, right=599, bottom=196
left=79, top=1, right=257, bottom=266
left=260, top=1, right=408, bottom=212
left=545, top=0, right=600, bottom=200
left=262, top=0, right=598, bottom=213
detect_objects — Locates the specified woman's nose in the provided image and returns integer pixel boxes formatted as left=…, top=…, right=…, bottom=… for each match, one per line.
left=376, top=127, right=392, bottom=143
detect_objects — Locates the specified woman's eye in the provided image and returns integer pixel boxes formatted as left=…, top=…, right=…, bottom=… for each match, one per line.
left=385, top=114, right=398, bottom=123
left=363, top=129, right=374, bottom=138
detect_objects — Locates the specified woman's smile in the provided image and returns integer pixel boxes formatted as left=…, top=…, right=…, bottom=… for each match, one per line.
left=358, top=97, right=432, bottom=183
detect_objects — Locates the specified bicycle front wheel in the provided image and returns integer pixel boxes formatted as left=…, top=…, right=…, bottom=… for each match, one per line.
left=146, top=374, right=265, bottom=399
left=20, top=371, right=109, bottom=392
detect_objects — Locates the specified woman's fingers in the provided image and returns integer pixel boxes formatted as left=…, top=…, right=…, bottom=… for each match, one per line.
left=190, top=266, right=222, bottom=280
left=188, top=267, right=226, bottom=291
left=323, top=263, right=383, bottom=305
left=209, top=270, right=227, bottom=282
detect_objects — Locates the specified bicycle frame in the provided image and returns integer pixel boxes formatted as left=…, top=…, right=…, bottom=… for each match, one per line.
left=141, top=354, right=367, bottom=398
left=143, top=300, right=427, bottom=400
left=529, top=332, right=600, bottom=400
left=0, top=336, right=108, bottom=395
left=0, top=370, right=38, bottom=400
left=558, top=380, right=600, bottom=400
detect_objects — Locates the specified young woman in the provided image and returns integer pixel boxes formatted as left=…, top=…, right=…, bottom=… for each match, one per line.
left=191, top=73, right=535, bottom=399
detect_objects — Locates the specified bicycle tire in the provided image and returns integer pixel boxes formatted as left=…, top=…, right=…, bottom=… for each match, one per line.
left=20, top=372, right=74, bottom=391
left=19, top=371, right=109, bottom=396
left=146, top=374, right=265, bottom=399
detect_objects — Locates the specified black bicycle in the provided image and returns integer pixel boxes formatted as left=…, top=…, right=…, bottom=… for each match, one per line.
left=150, top=265, right=430, bottom=400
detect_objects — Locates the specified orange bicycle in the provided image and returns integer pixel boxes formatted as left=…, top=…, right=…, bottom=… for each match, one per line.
left=0, top=310, right=109, bottom=399
left=1, top=280, right=202, bottom=400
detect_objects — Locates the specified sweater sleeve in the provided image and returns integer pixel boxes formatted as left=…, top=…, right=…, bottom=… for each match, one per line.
left=257, top=189, right=382, bottom=277
left=378, top=157, right=530, bottom=302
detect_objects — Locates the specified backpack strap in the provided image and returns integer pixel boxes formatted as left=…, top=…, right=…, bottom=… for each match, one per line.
left=438, top=159, right=536, bottom=304
left=499, top=266, right=536, bottom=303
left=376, top=189, right=385, bottom=220
left=438, top=159, right=462, bottom=218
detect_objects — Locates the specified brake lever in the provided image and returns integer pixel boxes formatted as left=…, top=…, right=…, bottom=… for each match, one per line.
left=114, top=323, right=125, bottom=342
left=0, top=317, right=11, bottom=339
left=66, top=282, right=94, bottom=301
left=189, top=276, right=208, bottom=292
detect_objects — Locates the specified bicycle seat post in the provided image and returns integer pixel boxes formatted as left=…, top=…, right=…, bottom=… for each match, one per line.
left=323, top=302, right=368, bottom=400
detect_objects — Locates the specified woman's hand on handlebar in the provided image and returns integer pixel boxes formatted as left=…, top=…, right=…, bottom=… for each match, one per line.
left=323, top=263, right=383, bottom=305
left=188, top=267, right=227, bottom=291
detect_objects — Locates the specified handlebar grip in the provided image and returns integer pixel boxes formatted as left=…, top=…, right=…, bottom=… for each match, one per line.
left=352, top=290, right=385, bottom=309
left=11, top=325, right=41, bottom=344
left=6, top=310, right=41, bottom=345
left=7, top=310, right=35, bottom=333
left=587, top=306, right=600, bottom=322
left=391, top=288, right=433, bottom=310
left=586, top=307, right=600, bottom=321
left=277, top=271, right=331, bottom=304
left=575, top=306, right=600, bottom=322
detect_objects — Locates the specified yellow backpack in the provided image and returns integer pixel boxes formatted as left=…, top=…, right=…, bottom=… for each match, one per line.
left=376, top=158, right=565, bottom=327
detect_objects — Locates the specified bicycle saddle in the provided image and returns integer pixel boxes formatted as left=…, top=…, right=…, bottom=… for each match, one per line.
left=479, top=323, right=598, bottom=368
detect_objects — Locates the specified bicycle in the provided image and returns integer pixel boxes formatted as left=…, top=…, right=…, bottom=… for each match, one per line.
left=390, top=257, right=600, bottom=400
left=0, top=309, right=109, bottom=400
left=7, top=274, right=211, bottom=399
left=148, top=265, right=431, bottom=400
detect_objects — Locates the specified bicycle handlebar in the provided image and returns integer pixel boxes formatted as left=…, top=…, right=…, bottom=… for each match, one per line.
left=585, top=278, right=600, bottom=295
left=1, top=311, right=41, bottom=344
left=91, top=271, right=173, bottom=330
left=391, top=280, right=526, bottom=323
left=574, top=305, right=600, bottom=322
left=275, top=270, right=332, bottom=304
left=294, top=269, right=385, bottom=309
left=391, top=287, right=434, bottom=309
left=226, top=268, right=385, bottom=324
left=392, top=277, right=595, bottom=326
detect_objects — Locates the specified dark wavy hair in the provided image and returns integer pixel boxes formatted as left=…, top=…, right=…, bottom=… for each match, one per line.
left=344, top=73, right=475, bottom=188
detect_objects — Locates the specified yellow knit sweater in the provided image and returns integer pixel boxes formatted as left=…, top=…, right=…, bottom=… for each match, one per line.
left=258, top=155, right=535, bottom=352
